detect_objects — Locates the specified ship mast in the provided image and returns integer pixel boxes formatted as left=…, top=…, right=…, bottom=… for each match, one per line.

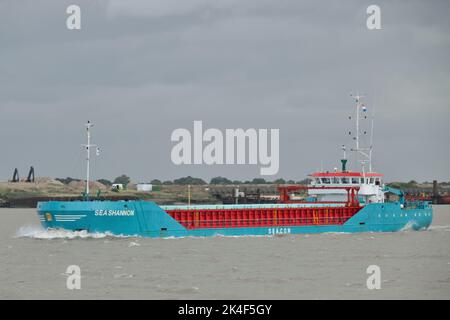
left=349, top=93, right=372, bottom=174
left=83, top=121, right=96, bottom=200
left=368, top=94, right=376, bottom=173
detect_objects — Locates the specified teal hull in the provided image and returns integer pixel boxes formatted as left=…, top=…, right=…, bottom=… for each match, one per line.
left=36, top=201, right=433, bottom=238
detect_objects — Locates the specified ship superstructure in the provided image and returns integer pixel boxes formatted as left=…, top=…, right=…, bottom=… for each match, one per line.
left=308, top=94, right=384, bottom=204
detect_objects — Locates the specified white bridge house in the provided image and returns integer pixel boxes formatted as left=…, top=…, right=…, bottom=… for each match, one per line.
left=308, top=171, right=385, bottom=204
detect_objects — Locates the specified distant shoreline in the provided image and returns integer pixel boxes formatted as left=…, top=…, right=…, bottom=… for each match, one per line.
left=1, top=178, right=449, bottom=208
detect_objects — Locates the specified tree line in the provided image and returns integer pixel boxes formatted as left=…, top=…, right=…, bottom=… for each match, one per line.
left=57, top=176, right=449, bottom=188
left=150, top=176, right=312, bottom=185
left=56, top=175, right=312, bottom=187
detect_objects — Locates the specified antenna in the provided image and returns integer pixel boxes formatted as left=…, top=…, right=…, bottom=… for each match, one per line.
left=82, top=121, right=97, bottom=200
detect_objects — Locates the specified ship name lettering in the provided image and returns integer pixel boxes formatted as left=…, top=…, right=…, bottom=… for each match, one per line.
left=268, top=227, right=291, bottom=235
left=94, top=209, right=135, bottom=216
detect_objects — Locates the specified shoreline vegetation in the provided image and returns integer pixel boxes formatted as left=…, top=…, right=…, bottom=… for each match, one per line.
left=1, top=175, right=449, bottom=208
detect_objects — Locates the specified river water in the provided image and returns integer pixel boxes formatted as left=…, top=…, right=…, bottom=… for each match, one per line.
left=0, top=206, right=449, bottom=299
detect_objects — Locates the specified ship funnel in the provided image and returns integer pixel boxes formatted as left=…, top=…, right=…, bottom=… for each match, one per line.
left=341, top=159, right=348, bottom=172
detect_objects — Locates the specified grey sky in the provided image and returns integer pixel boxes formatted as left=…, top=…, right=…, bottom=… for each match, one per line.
left=1, top=0, right=449, bottom=183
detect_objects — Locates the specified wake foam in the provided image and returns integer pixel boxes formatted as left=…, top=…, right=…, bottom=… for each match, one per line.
left=15, top=225, right=120, bottom=239
left=428, top=225, right=450, bottom=231
left=400, top=221, right=417, bottom=231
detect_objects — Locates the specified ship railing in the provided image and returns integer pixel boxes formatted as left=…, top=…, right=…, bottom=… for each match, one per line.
left=277, top=185, right=360, bottom=206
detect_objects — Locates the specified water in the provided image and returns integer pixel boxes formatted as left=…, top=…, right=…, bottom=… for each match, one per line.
left=1, top=206, right=449, bottom=299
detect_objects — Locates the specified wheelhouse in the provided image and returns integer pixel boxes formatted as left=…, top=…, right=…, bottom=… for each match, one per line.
left=309, top=171, right=384, bottom=204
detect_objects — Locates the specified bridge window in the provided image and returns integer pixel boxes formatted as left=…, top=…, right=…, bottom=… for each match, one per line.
left=369, top=178, right=375, bottom=184
left=360, top=178, right=365, bottom=184
left=332, top=177, right=340, bottom=184
left=316, top=178, right=321, bottom=184
left=352, top=178, right=359, bottom=184
left=321, top=178, right=330, bottom=184
left=342, top=177, right=349, bottom=184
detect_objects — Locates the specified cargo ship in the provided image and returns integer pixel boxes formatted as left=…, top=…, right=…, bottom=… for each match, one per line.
left=37, top=95, right=432, bottom=237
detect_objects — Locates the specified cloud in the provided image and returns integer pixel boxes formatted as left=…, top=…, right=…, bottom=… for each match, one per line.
left=0, top=0, right=449, bottom=182
left=106, top=0, right=240, bottom=17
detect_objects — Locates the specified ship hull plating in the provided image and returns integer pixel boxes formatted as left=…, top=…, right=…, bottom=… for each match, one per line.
left=37, top=201, right=432, bottom=238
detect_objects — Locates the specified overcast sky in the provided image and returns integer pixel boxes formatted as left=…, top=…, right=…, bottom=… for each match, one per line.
left=1, top=0, right=449, bottom=183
